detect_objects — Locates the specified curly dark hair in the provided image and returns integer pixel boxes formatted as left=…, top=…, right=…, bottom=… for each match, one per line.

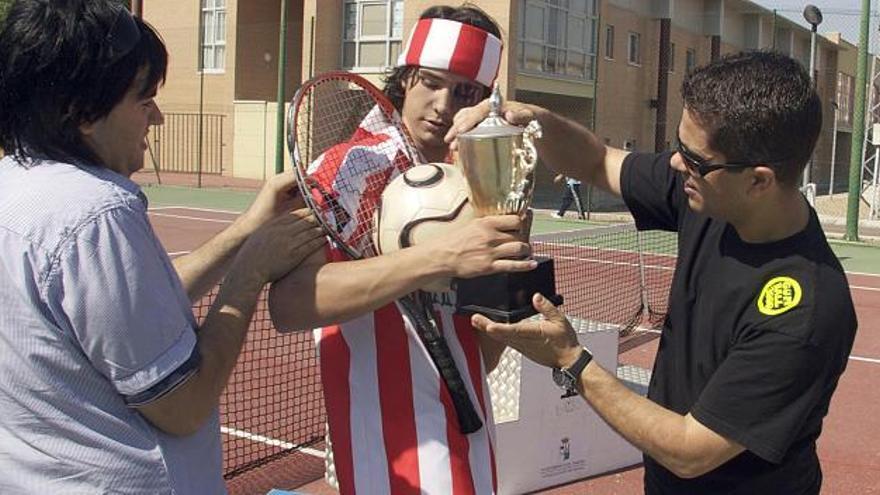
left=383, top=3, right=502, bottom=110
left=0, top=0, right=168, bottom=165
left=681, top=50, right=821, bottom=187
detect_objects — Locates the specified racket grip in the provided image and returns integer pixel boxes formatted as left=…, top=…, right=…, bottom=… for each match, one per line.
left=422, top=336, right=484, bottom=434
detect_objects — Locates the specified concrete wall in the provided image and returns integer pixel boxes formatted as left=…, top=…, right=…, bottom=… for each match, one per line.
left=235, top=0, right=304, bottom=101
left=232, top=101, right=292, bottom=180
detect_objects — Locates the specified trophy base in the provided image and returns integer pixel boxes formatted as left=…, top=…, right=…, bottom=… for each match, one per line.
left=454, top=256, right=563, bottom=323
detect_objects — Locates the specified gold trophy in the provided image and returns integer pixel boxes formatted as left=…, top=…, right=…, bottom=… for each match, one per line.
left=454, top=85, right=563, bottom=322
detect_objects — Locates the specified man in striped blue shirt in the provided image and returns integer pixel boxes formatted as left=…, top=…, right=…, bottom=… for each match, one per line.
left=0, top=1, right=325, bottom=492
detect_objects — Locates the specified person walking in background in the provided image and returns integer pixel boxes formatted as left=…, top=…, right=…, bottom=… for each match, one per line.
left=551, top=173, right=586, bottom=219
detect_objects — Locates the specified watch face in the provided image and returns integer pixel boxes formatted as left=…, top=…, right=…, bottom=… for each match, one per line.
left=552, top=367, right=567, bottom=388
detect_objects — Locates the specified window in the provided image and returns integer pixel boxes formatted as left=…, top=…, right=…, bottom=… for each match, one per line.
left=627, top=32, right=641, bottom=65
left=837, top=71, right=855, bottom=129
left=686, top=48, right=696, bottom=73
left=342, top=0, right=404, bottom=70
left=604, top=24, right=614, bottom=59
left=518, top=0, right=599, bottom=80
left=200, top=0, right=226, bottom=71
left=668, top=42, right=675, bottom=72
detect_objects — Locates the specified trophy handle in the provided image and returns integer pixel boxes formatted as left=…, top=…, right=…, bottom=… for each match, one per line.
left=507, top=120, right=543, bottom=212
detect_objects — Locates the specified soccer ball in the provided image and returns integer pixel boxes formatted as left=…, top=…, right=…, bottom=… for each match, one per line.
left=372, top=163, right=475, bottom=292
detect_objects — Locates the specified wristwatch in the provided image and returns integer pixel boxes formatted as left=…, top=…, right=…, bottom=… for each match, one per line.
left=552, top=347, right=593, bottom=399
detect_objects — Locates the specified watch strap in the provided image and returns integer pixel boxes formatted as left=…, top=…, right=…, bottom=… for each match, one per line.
left=558, top=347, right=592, bottom=398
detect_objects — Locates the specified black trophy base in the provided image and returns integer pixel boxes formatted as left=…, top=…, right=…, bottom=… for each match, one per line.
left=454, top=256, right=563, bottom=323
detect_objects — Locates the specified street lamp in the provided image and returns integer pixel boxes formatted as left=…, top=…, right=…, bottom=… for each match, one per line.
left=803, top=4, right=823, bottom=200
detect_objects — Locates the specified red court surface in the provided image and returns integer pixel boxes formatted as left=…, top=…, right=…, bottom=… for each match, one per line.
left=151, top=206, right=880, bottom=495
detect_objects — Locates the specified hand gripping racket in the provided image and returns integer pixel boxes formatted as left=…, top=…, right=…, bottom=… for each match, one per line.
left=287, top=71, right=483, bottom=434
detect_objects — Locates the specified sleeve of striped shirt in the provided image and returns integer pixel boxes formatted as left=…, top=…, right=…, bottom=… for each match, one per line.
left=43, top=204, right=200, bottom=406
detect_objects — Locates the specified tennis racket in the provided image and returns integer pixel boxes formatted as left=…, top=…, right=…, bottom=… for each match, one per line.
left=287, top=71, right=483, bottom=434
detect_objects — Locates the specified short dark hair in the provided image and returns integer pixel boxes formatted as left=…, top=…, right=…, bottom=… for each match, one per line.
left=0, top=0, right=168, bottom=165
left=681, top=50, right=822, bottom=187
left=383, top=3, right=502, bottom=110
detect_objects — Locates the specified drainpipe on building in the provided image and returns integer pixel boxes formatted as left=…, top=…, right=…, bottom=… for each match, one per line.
left=710, top=35, right=721, bottom=62
left=655, top=18, right=671, bottom=153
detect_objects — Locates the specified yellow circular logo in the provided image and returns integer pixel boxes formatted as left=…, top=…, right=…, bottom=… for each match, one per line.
left=757, top=276, right=802, bottom=316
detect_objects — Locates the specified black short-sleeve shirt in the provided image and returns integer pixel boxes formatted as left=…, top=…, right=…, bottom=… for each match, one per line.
left=620, top=152, right=857, bottom=494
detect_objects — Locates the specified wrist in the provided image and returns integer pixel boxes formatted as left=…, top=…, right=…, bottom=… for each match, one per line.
left=552, top=347, right=592, bottom=399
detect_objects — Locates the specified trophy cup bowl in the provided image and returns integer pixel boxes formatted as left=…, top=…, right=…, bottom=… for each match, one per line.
left=453, top=86, right=563, bottom=323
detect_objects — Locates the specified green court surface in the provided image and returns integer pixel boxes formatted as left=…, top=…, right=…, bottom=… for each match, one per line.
left=142, top=184, right=880, bottom=275
left=142, top=184, right=257, bottom=212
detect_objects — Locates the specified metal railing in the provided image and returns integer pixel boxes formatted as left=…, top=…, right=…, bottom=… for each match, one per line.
left=148, top=113, right=225, bottom=175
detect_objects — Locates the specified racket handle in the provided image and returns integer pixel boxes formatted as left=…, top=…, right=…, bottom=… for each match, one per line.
left=401, top=295, right=483, bottom=434
left=421, top=334, right=484, bottom=434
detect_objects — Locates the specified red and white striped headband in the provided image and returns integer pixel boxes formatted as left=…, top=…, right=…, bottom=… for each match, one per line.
left=397, top=18, right=502, bottom=88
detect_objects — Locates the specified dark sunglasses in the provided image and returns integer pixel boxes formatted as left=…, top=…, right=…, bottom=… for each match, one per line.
left=674, top=133, right=762, bottom=177
left=416, top=69, right=486, bottom=106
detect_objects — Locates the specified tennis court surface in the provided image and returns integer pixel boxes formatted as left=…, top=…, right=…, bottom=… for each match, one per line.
left=144, top=180, right=880, bottom=494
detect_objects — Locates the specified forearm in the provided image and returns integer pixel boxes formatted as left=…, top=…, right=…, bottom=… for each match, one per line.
left=173, top=219, right=252, bottom=301
left=531, top=107, right=608, bottom=185
left=270, top=245, right=451, bottom=331
left=577, top=362, right=729, bottom=478
left=137, top=268, right=264, bottom=435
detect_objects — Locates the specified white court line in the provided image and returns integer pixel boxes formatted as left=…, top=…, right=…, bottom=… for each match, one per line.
left=167, top=251, right=190, bottom=257
left=845, top=270, right=880, bottom=279
left=220, top=426, right=325, bottom=458
left=851, top=285, right=880, bottom=293
left=149, top=205, right=241, bottom=215
left=148, top=212, right=234, bottom=224
left=850, top=355, right=880, bottom=365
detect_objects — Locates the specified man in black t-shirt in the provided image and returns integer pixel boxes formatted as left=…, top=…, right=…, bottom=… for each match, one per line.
left=446, top=51, right=857, bottom=494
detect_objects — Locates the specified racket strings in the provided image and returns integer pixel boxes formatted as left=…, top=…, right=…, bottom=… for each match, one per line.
left=294, top=78, right=414, bottom=258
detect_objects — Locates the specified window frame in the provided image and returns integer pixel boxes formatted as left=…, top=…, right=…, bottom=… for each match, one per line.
left=518, top=0, right=600, bottom=81
left=627, top=31, right=641, bottom=66
left=199, top=0, right=227, bottom=73
left=685, top=47, right=697, bottom=73
left=604, top=24, right=615, bottom=60
left=341, top=0, right=405, bottom=73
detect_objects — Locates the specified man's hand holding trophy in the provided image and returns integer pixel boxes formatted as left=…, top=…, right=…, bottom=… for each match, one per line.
left=450, top=85, right=563, bottom=322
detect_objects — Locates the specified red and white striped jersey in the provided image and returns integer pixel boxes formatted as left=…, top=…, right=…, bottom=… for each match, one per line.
left=309, top=107, right=498, bottom=494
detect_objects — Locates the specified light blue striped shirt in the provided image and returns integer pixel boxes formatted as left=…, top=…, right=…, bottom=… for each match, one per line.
left=0, top=156, right=225, bottom=494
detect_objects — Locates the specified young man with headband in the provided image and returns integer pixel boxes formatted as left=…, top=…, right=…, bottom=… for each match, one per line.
left=270, top=5, right=520, bottom=494
left=0, top=1, right=325, bottom=492
left=451, top=51, right=857, bottom=494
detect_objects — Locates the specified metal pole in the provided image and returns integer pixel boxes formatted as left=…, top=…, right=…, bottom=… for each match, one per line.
left=654, top=18, right=671, bottom=153
left=846, top=0, right=871, bottom=241
left=829, top=102, right=839, bottom=196
left=131, top=0, right=143, bottom=18
left=873, top=146, right=879, bottom=220
left=197, top=1, right=205, bottom=188
left=275, top=0, right=289, bottom=175
left=803, top=26, right=817, bottom=194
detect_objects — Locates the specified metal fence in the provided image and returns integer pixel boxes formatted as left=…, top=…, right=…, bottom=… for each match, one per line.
left=147, top=112, right=225, bottom=175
